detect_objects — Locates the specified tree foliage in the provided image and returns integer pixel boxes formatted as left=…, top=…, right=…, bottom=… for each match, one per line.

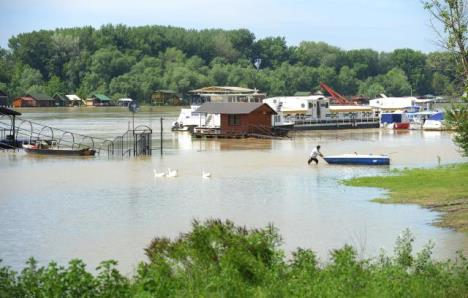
left=424, top=0, right=468, bottom=156
left=0, top=24, right=464, bottom=101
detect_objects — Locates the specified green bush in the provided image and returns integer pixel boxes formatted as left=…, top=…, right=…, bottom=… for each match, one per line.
left=1, top=220, right=467, bottom=297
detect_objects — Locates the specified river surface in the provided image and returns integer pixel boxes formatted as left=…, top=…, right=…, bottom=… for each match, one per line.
left=0, top=107, right=466, bottom=274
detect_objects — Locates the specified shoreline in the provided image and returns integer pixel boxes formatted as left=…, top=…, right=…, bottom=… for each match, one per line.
left=343, top=163, right=468, bottom=233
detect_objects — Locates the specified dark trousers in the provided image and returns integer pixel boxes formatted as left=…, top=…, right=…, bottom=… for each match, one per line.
left=308, top=157, right=319, bottom=164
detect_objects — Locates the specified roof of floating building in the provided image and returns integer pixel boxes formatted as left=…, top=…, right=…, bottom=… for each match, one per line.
left=65, top=94, right=83, bottom=101
left=27, top=92, right=55, bottom=101
left=195, top=102, right=276, bottom=115
left=189, top=86, right=258, bottom=94
left=89, top=93, right=111, bottom=101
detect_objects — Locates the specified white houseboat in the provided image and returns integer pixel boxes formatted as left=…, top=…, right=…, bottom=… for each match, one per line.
left=263, top=95, right=379, bottom=130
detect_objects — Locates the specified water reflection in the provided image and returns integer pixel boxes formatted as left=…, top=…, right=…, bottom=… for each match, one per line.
left=0, top=108, right=466, bottom=274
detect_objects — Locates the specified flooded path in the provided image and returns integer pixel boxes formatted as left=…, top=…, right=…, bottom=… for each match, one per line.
left=0, top=107, right=466, bottom=274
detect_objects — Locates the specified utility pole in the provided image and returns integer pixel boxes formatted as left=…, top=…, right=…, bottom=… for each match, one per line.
left=160, top=117, right=163, bottom=155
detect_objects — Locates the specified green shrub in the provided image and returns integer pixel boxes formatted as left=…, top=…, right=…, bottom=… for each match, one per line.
left=1, top=219, right=467, bottom=297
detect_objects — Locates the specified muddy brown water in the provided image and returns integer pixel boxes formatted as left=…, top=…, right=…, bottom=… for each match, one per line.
left=0, top=107, right=466, bottom=274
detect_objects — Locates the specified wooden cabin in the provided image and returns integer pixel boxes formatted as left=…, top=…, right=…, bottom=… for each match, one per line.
left=151, top=90, right=182, bottom=105
left=53, top=93, right=69, bottom=106
left=0, top=90, right=8, bottom=106
left=85, top=93, right=112, bottom=106
left=12, top=92, right=55, bottom=107
left=194, top=102, right=276, bottom=137
left=65, top=94, right=84, bottom=106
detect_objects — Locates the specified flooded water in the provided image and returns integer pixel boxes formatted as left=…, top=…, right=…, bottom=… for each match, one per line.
left=0, top=107, right=466, bottom=274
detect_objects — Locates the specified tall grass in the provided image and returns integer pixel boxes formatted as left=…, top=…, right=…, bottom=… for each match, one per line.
left=1, top=219, right=467, bottom=297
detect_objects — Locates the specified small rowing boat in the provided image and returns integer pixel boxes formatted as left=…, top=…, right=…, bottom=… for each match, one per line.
left=23, top=144, right=96, bottom=156
left=323, top=154, right=390, bottom=165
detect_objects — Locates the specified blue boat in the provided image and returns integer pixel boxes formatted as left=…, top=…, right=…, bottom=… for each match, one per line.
left=323, top=154, right=390, bottom=165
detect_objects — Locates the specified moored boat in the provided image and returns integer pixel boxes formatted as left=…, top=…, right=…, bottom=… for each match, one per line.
left=323, top=154, right=390, bottom=165
left=422, top=112, right=445, bottom=131
left=380, top=112, right=409, bottom=130
left=23, top=144, right=96, bottom=156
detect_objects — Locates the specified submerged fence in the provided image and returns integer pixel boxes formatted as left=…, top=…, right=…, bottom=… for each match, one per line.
left=0, top=112, right=153, bottom=157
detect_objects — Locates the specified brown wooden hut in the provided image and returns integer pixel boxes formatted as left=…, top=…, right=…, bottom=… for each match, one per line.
left=53, top=93, right=69, bottom=106
left=151, top=90, right=182, bottom=105
left=12, top=92, right=55, bottom=107
left=194, top=102, right=276, bottom=136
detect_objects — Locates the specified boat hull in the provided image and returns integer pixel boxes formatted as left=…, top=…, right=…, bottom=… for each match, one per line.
left=324, top=155, right=390, bottom=165
left=24, top=148, right=96, bottom=156
left=393, top=122, right=409, bottom=129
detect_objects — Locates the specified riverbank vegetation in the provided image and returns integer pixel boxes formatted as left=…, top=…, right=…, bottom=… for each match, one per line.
left=1, top=219, right=467, bottom=297
left=344, top=163, right=468, bottom=233
left=0, top=24, right=465, bottom=102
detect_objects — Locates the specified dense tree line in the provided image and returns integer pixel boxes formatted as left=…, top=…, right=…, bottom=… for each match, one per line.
left=0, top=24, right=464, bottom=102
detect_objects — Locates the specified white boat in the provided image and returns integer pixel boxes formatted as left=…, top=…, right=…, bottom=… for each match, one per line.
left=323, top=154, right=390, bottom=165
left=407, top=111, right=437, bottom=130
left=172, top=105, right=205, bottom=131
left=263, top=95, right=379, bottom=130
left=423, top=112, right=445, bottom=131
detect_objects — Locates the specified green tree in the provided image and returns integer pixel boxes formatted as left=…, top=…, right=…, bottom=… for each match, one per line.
left=337, top=66, right=359, bottom=95
left=46, top=75, right=66, bottom=95
left=359, top=81, right=385, bottom=99
left=16, top=65, right=45, bottom=94
left=380, top=68, right=412, bottom=96
left=253, top=37, right=289, bottom=68
left=424, top=0, right=468, bottom=83
left=390, top=49, right=429, bottom=94
left=425, top=1, right=468, bottom=156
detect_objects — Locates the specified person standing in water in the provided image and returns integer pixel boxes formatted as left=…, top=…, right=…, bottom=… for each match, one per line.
left=308, top=145, right=323, bottom=165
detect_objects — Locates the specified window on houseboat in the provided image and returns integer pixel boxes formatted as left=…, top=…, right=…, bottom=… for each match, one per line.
left=228, top=114, right=241, bottom=126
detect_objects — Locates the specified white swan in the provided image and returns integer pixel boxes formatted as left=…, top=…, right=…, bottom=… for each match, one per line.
left=202, top=171, right=211, bottom=179
left=167, top=168, right=178, bottom=178
left=154, top=169, right=165, bottom=178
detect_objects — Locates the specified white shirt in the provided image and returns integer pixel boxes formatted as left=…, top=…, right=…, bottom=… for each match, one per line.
left=309, top=148, right=321, bottom=158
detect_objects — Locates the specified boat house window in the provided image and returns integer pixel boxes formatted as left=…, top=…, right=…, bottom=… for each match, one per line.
left=308, top=102, right=313, bottom=109
left=228, top=114, right=241, bottom=126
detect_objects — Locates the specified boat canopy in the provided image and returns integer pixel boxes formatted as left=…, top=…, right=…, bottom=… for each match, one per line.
left=428, top=112, right=444, bottom=120
left=380, top=113, right=402, bottom=123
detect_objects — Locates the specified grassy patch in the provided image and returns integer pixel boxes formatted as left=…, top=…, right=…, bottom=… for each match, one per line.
left=343, top=163, right=468, bottom=233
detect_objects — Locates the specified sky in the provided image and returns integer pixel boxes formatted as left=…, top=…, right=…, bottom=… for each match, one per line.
left=0, top=0, right=440, bottom=52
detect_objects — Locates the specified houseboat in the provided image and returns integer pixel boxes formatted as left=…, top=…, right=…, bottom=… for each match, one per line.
left=172, top=86, right=266, bottom=131
left=263, top=95, right=379, bottom=130
left=192, top=102, right=278, bottom=138
left=369, top=95, right=434, bottom=113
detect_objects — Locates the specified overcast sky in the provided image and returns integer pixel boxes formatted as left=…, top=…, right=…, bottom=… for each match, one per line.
left=0, top=0, right=440, bottom=52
